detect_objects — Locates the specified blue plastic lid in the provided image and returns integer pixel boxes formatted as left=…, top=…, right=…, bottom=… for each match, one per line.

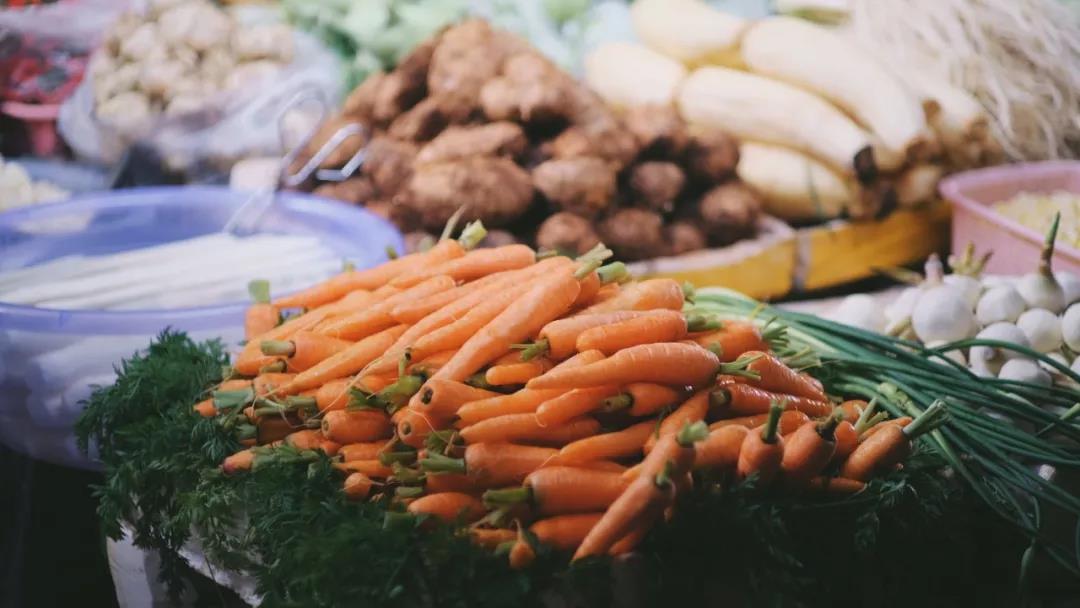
left=0, top=186, right=404, bottom=335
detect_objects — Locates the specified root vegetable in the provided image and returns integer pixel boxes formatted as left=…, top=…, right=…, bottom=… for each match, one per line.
left=829, top=294, right=885, bottom=333
left=312, top=177, right=375, bottom=204
left=597, top=209, right=666, bottom=262
left=942, top=274, right=981, bottom=309
left=479, top=230, right=519, bottom=248
left=665, top=221, right=707, bottom=256
left=976, top=285, right=1025, bottom=325
left=970, top=322, right=1029, bottom=367
left=632, top=0, right=746, bottom=66
left=998, top=359, right=1051, bottom=387
left=427, top=20, right=527, bottom=122
left=895, top=164, right=945, bottom=208
left=1017, top=215, right=1066, bottom=313
left=372, top=70, right=427, bottom=124
left=911, top=282, right=977, bottom=344
left=1058, top=272, right=1080, bottom=305
left=415, top=122, right=527, bottom=165
left=584, top=42, right=687, bottom=109
left=532, top=158, right=617, bottom=218
left=342, top=71, right=386, bottom=120
left=628, top=162, right=686, bottom=213
left=548, top=124, right=640, bottom=170
left=387, top=97, right=448, bottom=141
left=1016, top=309, right=1063, bottom=353
left=735, top=141, right=849, bottom=222
left=1063, top=303, right=1080, bottom=351
left=399, top=157, right=534, bottom=231
left=536, top=212, right=601, bottom=256
left=624, top=105, right=688, bottom=158
left=697, top=183, right=761, bottom=245
left=361, top=137, right=418, bottom=195
left=685, top=129, right=739, bottom=184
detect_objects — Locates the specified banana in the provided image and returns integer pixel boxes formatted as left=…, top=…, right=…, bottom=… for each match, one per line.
left=735, top=142, right=851, bottom=223
left=583, top=42, right=687, bottom=110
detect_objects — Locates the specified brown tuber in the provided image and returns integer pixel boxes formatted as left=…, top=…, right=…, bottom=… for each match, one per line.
left=427, top=20, right=528, bottom=122
left=628, top=162, right=686, bottom=213
left=535, top=212, right=601, bottom=257
left=312, top=176, right=375, bottom=204
left=361, top=137, right=418, bottom=196
left=532, top=157, right=618, bottom=218
left=624, top=105, right=688, bottom=158
left=698, top=182, right=762, bottom=245
left=478, top=229, right=519, bottom=248
left=342, top=71, right=386, bottom=120
left=416, top=122, right=527, bottom=165
left=665, top=221, right=707, bottom=256
left=597, top=208, right=667, bottom=262
left=398, top=156, right=535, bottom=231
left=387, top=97, right=448, bottom=141
left=685, top=129, right=739, bottom=183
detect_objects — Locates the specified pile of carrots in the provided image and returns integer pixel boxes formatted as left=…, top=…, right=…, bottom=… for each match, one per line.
left=196, top=220, right=947, bottom=566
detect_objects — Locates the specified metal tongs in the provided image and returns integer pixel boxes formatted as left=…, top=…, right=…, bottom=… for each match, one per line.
left=223, top=88, right=371, bottom=235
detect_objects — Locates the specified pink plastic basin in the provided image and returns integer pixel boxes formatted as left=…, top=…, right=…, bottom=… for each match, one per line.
left=939, top=161, right=1080, bottom=276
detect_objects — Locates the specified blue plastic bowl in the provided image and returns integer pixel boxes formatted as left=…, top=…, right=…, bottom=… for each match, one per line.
left=0, top=186, right=402, bottom=468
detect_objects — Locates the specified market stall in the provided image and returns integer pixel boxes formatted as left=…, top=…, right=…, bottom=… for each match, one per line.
left=3, top=0, right=1080, bottom=606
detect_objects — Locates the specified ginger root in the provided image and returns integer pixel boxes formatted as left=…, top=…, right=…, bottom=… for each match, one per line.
left=361, top=137, right=418, bottom=196
left=535, top=212, right=601, bottom=256
left=628, top=161, right=686, bottom=213
left=398, top=156, right=534, bottom=231
left=532, top=157, right=617, bottom=218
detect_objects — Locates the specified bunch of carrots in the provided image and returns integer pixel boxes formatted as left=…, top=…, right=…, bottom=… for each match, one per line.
left=195, top=217, right=948, bottom=567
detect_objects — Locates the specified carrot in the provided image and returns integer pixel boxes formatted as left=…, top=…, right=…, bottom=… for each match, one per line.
left=802, top=476, right=866, bottom=496
left=425, top=472, right=480, bottom=494
left=736, top=401, right=786, bottom=487
left=222, top=448, right=255, bottom=475
left=391, top=271, right=512, bottom=324
left=261, top=331, right=353, bottom=373
left=838, top=399, right=870, bottom=422
left=417, top=379, right=501, bottom=418
left=459, top=413, right=599, bottom=445
left=245, top=280, right=280, bottom=340
left=600, top=383, right=681, bottom=417
left=692, top=425, right=749, bottom=471
left=510, top=513, right=603, bottom=569
left=576, top=310, right=716, bottom=355
left=710, top=383, right=832, bottom=418
left=735, top=351, right=829, bottom=402
left=426, top=267, right=582, bottom=384
left=406, top=281, right=536, bottom=362
left=321, top=409, right=392, bottom=444
left=470, top=527, right=517, bottom=550
left=318, top=276, right=455, bottom=340
left=408, top=349, right=457, bottom=375
left=861, top=416, right=913, bottom=439
left=276, top=325, right=408, bottom=395
left=609, top=521, right=650, bottom=556
left=485, top=466, right=629, bottom=516
left=407, top=491, right=487, bottom=523
left=284, top=429, right=327, bottom=451
left=193, top=398, right=217, bottom=418
left=421, top=443, right=559, bottom=487
left=522, top=417, right=602, bottom=446
left=343, top=472, right=374, bottom=500
left=536, top=311, right=652, bottom=360
left=576, top=278, right=685, bottom=315
left=572, top=471, right=674, bottom=560
left=556, top=420, right=655, bottom=465
left=690, top=320, right=768, bottom=362
left=527, top=343, right=720, bottom=391
left=334, top=460, right=393, bottom=478
left=339, top=441, right=391, bottom=462
left=252, top=373, right=295, bottom=398
left=841, top=403, right=946, bottom=481
left=643, top=391, right=710, bottom=453
left=832, top=420, right=859, bottom=463
left=485, top=358, right=553, bottom=386
left=313, top=379, right=351, bottom=413
left=395, top=407, right=445, bottom=448
left=391, top=244, right=537, bottom=288
left=708, top=410, right=811, bottom=435
left=534, top=385, right=620, bottom=426
left=780, top=412, right=842, bottom=484
left=273, top=236, right=467, bottom=309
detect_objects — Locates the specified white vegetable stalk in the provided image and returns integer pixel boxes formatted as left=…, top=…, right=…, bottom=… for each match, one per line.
left=734, top=142, right=852, bottom=222
left=1016, top=212, right=1066, bottom=313
left=910, top=254, right=977, bottom=344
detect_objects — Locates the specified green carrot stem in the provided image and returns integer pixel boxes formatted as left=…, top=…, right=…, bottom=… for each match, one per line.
left=1040, top=212, right=1061, bottom=277
left=385, top=245, right=399, bottom=260
left=676, top=421, right=708, bottom=447
left=514, top=339, right=550, bottom=362
left=465, top=373, right=496, bottom=391
left=902, top=400, right=949, bottom=439
left=718, top=356, right=762, bottom=381
left=682, top=281, right=696, bottom=303
left=654, top=460, right=675, bottom=489
left=424, top=429, right=460, bottom=454
left=440, top=206, right=468, bottom=242
left=235, top=424, right=257, bottom=441
left=686, top=313, right=722, bottom=333
left=600, top=393, right=632, bottom=413
left=761, top=400, right=785, bottom=443
left=285, top=395, right=317, bottom=411
left=574, top=259, right=603, bottom=280
left=852, top=397, right=880, bottom=434
left=395, top=486, right=423, bottom=498
left=482, top=486, right=532, bottom=508
left=248, top=279, right=271, bottom=304
left=857, top=412, right=889, bottom=436
left=708, top=387, right=732, bottom=410
left=597, top=262, right=629, bottom=284
left=535, top=248, right=560, bottom=260
left=816, top=410, right=843, bottom=440
left=377, top=375, right=425, bottom=413
left=458, top=220, right=487, bottom=250
left=259, top=360, right=286, bottom=374
left=342, top=260, right=356, bottom=272
left=390, top=463, right=425, bottom=483
left=420, top=453, right=466, bottom=474
left=260, top=340, right=295, bottom=357
left=379, top=450, right=418, bottom=466
left=213, top=388, right=254, bottom=410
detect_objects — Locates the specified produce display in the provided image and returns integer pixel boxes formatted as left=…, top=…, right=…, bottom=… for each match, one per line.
left=86, top=0, right=294, bottom=138
left=994, top=191, right=1080, bottom=248
left=293, top=19, right=760, bottom=261
left=583, top=0, right=996, bottom=224
left=0, top=155, right=69, bottom=211
left=75, top=219, right=1080, bottom=604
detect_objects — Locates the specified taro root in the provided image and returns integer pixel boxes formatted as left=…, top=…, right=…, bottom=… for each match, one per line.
left=625, top=104, right=688, bottom=158
left=416, top=122, right=527, bottom=165
left=698, top=182, right=762, bottom=245
left=341, top=71, right=386, bottom=120
left=312, top=176, right=375, bottom=204
left=535, top=212, right=601, bottom=256
left=427, top=20, right=528, bottom=122
left=532, top=157, right=617, bottom=218
left=361, top=137, right=418, bottom=196
left=686, top=129, right=739, bottom=183
left=372, top=70, right=427, bottom=124
left=628, top=162, right=686, bottom=213
left=387, top=97, right=448, bottom=142
left=597, top=208, right=666, bottom=261
left=398, top=156, right=535, bottom=231
left=665, top=221, right=707, bottom=256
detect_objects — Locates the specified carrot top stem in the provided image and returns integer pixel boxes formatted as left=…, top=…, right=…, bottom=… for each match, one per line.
left=816, top=411, right=844, bottom=441
left=259, top=360, right=287, bottom=374
left=379, top=449, right=418, bottom=466
left=396, top=485, right=423, bottom=498
left=248, top=279, right=271, bottom=304
left=440, top=206, right=469, bottom=242
left=285, top=394, right=317, bottom=411
left=682, top=281, right=696, bottom=303
left=260, top=340, right=295, bottom=357
left=515, top=339, right=550, bottom=362
left=685, top=313, right=722, bottom=333
left=482, top=486, right=532, bottom=508
left=574, top=244, right=614, bottom=279
left=654, top=460, right=676, bottom=489
left=852, top=397, right=879, bottom=434
left=391, top=462, right=425, bottom=484
left=902, top=401, right=949, bottom=439
left=213, top=388, right=255, bottom=410
left=536, top=248, right=560, bottom=260
left=385, top=245, right=399, bottom=260
left=236, top=424, right=257, bottom=440
left=856, top=412, right=888, bottom=436
left=597, top=262, right=629, bottom=284
left=420, top=452, right=466, bottom=475
left=761, top=400, right=785, bottom=444
left=458, top=220, right=488, bottom=250
left=600, top=393, right=632, bottom=413
left=717, top=357, right=762, bottom=381
left=675, top=420, right=709, bottom=447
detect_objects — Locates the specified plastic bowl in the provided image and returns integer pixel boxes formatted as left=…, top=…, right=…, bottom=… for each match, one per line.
left=0, top=186, right=403, bottom=468
left=940, top=161, right=1080, bottom=276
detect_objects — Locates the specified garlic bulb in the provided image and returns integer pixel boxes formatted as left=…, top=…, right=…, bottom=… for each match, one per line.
left=1017, top=308, right=1063, bottom=353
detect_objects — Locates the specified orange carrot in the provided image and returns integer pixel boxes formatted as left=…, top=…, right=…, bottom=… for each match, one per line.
left=318, top=276, right=455, bottom=340
left=407, top=492, right=487, bottom=523
left=575, top=310, right=692, bottom=355
left=537, top=311, right=652, bottom=360
left=391, top=271, right=512, bottom=324
left=780, top=413, right=842, bottom=484
left=245, top=280, right=280, bottom=340
left=736, top=351, right=828, bottom=402
left=802, top=476, right=867, bottom=496
left=276, top=325, right=408, bottom=395
left=600, top=383, right=682, bottom=417
left=708, top=410, right=811, bottom=436
left=261, top=331, right=353, bottom=373
left=284, top=429, right=326, bottom=451
left=577, top=278, right=685, bottom=315
left=838, top=399, right=870, bottom=422
left=609, top=521, right=650, bottom=556
left=417, top=379, right=501, bottom=418
left=406, top=281, right=536, bottom=361
left=460, top=414, right=599, bottom=446
left=486, top=467, right=628, bottom=516
left=321, top=409, right=392, bottom=444
left=253, top=373, right=295, bottom=397
left=391, top=244, right=536, bottom=288
left=710, top=383, right=832, bottom=418
left=534, top=385, right=620, bottom=427
left=572, top=270, right=603, bottom=309
left=408, top=349, right=457, bottom=375
left=222, top=448, right=255, bottom=474
left=273, top=237, right=466, bottom=309
left=736, top=401, right=786, bottom=487
left=485, top=358, right=553, bottom=386
left=841, top=404, right=946, bottom=481
left=556, top=420, right=655, bottom=465
left=340, top=441, right=391, bottom=462
left=573, top=472, right=673, bottom=560
left=470, top=527, right=517, bottom=550
left=693, top=425, right=749, bottom=471
left=510, top=513, right=603, bottom=568
left=420, top=443, right=559, bottom=487
left=643, top=391, right=710, bottom=453
left=425, top=472, right=480, bottom=494
left=522, top=417, right=602, bottom=446
left=334, top=460, right=393, bottom=478
left=832, top=421, right=859, bottom=463
left=527, top=343, right=719, bottom=391
left=315, top=379, right=352, bottom=413
left=860, top=416, right=913, bottom=439
left=343, top=472, right=374, bottom=500
left=690, top=320, right=768, bottom=362
left=193, top=398, right=216, bottom=418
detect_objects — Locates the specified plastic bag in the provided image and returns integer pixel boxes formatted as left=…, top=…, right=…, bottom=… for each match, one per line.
left=58, top=20, right=342, bottom=171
